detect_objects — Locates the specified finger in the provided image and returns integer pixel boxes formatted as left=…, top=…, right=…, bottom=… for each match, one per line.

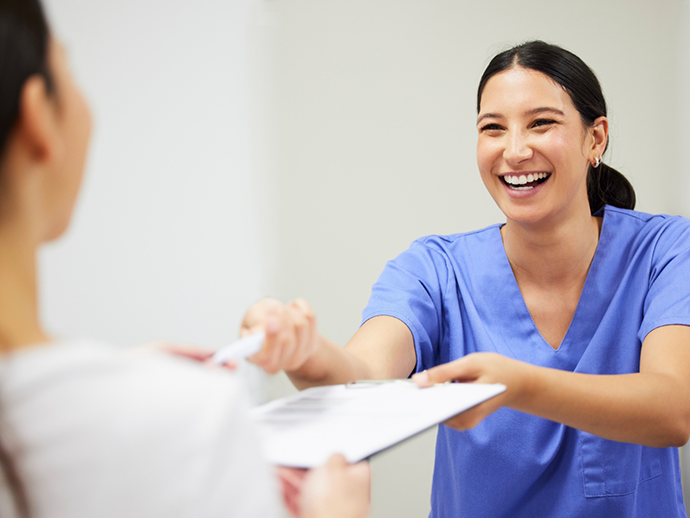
left=285, top=302, right=309, bottom=370
left=291, top=298, right=314, bottom=317
left=239, top=324, right=263, bottom=338
left=240, top=297, right=283, bottom=331
left=152, top=343, right=214, bottom=362
left=348, top=461, right=372, bottom=486
left=249, top=307, right=282, bottom=370
left=279, top=478, right=301, bottom=517
left=413, top=357, right=479, bottom=386
left=266, top=307, right=299, bottom=374
left=283, top=491, right=300, bottom=518
left=325, top=453, right=348, bottom=469
left=274, top=303, right=304, bottom=369
left=276, top=466, right=308, bottom=485
left=277, top=467, right=307, bottom=494
left=276, top=466, right=307, bottom=517
left=292, top=298, right=318, bottom=359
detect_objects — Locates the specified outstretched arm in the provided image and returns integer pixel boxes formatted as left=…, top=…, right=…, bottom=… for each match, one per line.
left=241, top=298, right=416, bottom=389
left=415, top=324, right=690, bottom=448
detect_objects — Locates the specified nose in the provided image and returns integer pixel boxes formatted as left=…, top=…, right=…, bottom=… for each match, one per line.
left=503, top=130, right=533, bottom=165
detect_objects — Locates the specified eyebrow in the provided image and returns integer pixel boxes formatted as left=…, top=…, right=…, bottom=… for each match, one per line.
left=477, top=107, right=566, bottom=125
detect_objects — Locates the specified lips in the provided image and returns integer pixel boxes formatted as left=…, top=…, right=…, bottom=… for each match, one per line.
left=500, top=172, right=551, bottom=190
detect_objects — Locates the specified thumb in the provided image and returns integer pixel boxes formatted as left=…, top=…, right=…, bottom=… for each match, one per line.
left=325, top=454, right=348, bottom=469
left=412, top=357, right=476, bottom=387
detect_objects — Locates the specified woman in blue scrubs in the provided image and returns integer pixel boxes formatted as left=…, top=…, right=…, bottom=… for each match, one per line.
left=243, top=41, right=690, bottom=517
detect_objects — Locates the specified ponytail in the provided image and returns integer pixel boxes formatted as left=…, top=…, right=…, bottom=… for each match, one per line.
left=587, top=162, right=636, bottom=214
left=586, top=162, right=636, bottom=215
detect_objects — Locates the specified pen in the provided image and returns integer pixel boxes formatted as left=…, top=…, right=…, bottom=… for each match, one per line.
left=211, top=332, right=266, bottom=364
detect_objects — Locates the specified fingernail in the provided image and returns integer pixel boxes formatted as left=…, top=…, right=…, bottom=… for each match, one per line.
left=412, top=370, right=429, bottom=387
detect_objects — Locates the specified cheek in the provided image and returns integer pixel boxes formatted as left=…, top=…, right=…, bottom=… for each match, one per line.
left=476, top=137, right=499, bottom=176
left=540, top=131, right=586, bottom=172
left=72, top=89, right=91, bottom=148
left=66, top=91, right=92, bottom=174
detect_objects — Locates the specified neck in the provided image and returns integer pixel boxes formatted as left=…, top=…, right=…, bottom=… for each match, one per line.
left=502, top=206, right=601, bottom=288
left=0, top=216, right=49, bottom=352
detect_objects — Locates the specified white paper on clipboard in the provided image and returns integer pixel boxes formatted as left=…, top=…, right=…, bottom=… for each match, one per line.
left=251, top=381, right=505, bottom=468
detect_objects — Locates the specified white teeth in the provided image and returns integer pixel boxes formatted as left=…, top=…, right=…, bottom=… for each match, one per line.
left=503, top=172, right=548, bottom=186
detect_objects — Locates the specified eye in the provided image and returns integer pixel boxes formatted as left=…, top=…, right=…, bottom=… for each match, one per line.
left=532, top=118, right=556, bottom=128
left=479, top=123, right=504, bottom=133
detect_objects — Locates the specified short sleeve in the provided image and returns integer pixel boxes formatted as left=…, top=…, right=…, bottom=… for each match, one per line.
left=638, top=218, right=690, bottom=343
left=106, top=355, right=282, bottom=518
left=3, top=343, right=282, bottom=518
left=361, top=238, right=452, bottom=373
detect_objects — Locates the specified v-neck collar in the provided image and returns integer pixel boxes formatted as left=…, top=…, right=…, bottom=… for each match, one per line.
left=479, top=208, right=613, bottom=367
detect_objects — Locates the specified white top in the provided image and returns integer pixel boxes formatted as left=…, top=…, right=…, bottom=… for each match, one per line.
left=0, top=341, right=281, bottom=518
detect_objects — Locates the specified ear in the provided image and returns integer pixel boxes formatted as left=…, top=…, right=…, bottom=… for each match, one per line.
left=13, top=75, right=62, bottom=166
left=589, top=116, right=609, bottom=162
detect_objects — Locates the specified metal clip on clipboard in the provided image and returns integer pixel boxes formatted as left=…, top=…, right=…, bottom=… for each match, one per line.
left=345, top=379, right=416, bottom=388
left=345, top=379, right=451, bottom=388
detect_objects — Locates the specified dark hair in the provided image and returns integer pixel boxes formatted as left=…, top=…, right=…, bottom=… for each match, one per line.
left=0, top=1, right=50, bottom=514
left=477, top=40, right=635, bottom=214
left=0, top=0, right=52, bottom=158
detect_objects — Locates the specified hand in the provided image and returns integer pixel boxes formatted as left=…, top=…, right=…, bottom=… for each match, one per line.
left=412, top=352, right=532, bottom=431
left=300, top=455, right=371, bottom=518
left=133, top=342, right=237, bottom=370
left=240, top=297, right=320, bottom=375
left=276, top=466, right=308, bottom=517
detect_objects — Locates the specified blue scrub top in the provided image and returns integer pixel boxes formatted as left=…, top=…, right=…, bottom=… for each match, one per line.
left=362, top=206, right=690, bottom=518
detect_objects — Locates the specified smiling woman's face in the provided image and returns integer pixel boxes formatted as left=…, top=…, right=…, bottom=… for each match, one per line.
left=476, top=66, right=595, bottom=227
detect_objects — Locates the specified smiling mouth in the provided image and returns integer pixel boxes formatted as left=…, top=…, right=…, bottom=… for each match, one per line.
left=501, top=172, right=551, bottom=190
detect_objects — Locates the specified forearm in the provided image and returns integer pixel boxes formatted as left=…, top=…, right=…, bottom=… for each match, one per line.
left=286, top=333, right=375, bottom=390
left=517, top=365, right=690, bottom=447
left=287, top=316, right=417, bottom=390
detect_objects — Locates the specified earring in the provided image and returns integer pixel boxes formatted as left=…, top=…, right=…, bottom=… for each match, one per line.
left=593, top=156, right=601, bottom=168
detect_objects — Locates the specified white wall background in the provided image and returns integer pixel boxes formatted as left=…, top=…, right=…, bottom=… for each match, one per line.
left=36, top=0, right=689, bottom=517
left=40, top=0, right=264, bottom=350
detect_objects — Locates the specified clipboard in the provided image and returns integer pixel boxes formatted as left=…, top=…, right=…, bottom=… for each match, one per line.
left=251, top=381, right=506, bottom=468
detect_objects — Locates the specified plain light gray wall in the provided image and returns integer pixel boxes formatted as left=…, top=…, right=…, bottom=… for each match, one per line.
left=254, top=1, right=688, bottom=516
left=40, top=0, right=265, bottom=349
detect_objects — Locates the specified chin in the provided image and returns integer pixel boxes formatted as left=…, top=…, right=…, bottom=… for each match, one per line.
left=496, top=198, right=541, bottom=219
left=44, top=216, right=73, bottom=242
left=500, top=204, right=555, bottom=228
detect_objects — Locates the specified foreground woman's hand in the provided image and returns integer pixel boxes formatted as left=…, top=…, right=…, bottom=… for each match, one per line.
left=277, top=466, right=308, bottom=517
left=130, top=342, right=237, bottom=370
left=240, top=297, right=320, bottom=375
left=300, top=455, right=371, bottom=518
left=413, top=352, right=534, bottom=431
